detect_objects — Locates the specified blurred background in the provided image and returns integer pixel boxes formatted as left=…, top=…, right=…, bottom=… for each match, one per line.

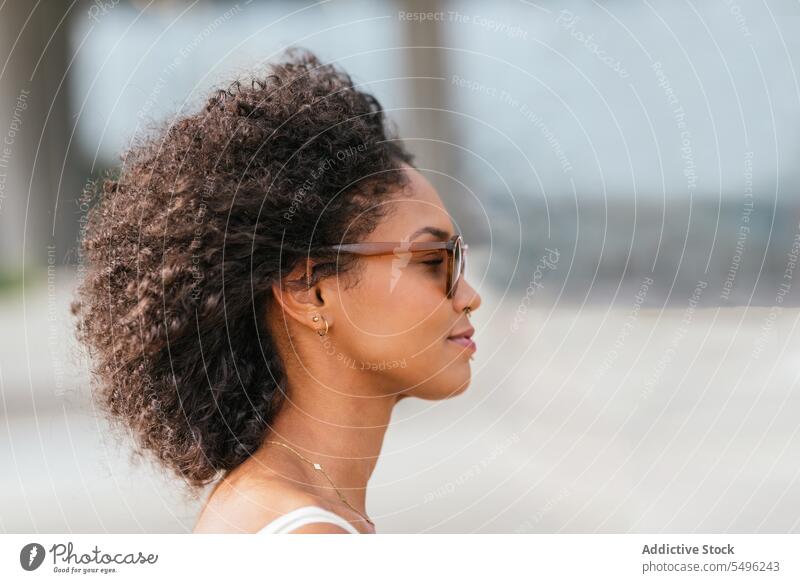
left=1, top=0, right=799, bottom=533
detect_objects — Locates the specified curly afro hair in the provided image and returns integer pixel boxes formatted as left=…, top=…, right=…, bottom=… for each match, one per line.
left=71, top=47, right=415, bottom=489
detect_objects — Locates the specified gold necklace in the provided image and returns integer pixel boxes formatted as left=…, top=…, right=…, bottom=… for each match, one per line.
left=264, top=440, right=375, bottom=528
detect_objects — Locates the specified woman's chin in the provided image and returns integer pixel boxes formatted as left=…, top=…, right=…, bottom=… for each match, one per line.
left=441, top=382, right=469, bottom=399
left=408, top=370, right=472, bottom=401
left=439, top=358, right=473, bottom=398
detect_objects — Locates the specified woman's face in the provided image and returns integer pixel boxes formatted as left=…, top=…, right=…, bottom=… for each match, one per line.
left=321, top=164, right=482, bottom=400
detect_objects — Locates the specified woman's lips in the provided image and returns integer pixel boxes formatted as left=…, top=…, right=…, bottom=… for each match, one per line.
left=448, top=335, right=477, bottom=352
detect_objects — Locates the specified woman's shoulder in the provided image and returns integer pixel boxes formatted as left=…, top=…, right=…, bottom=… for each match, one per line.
left=193, top=470, right=331, bottom=533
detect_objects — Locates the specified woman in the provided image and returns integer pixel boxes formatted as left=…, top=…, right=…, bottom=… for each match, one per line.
left=72, top=47, right=481, bottom=534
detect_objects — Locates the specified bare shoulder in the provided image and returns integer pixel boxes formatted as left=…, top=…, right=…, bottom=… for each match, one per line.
left=192, top=471, right=322, bottom=533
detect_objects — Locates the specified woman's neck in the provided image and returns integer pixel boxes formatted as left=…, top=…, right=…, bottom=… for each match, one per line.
left=254, top=364, right=399, bottom=516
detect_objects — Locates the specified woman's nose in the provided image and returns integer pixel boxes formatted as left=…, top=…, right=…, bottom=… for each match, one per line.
left=454, top=277, right=481, bottom=313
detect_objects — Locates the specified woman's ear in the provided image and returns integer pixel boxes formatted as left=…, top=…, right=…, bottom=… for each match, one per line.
left=270, top=258, right=328, bottom=330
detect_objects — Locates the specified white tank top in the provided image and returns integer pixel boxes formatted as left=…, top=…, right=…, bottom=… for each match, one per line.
left=256, top=505, right=362, bottom=534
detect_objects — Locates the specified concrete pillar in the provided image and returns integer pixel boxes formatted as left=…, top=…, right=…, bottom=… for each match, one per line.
left=0, top=1, right=78, bottom=274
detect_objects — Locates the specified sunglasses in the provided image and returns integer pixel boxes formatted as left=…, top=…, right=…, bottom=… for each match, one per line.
left=317, top=234, right=468, bottom=298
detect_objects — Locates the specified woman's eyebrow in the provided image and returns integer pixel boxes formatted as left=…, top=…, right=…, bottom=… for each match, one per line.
left=409, top=226, right=452, bottom=240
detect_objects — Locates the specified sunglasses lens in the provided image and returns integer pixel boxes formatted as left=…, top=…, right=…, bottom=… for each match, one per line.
left=456, top=242, right=463, bottom=280
left=450, top=238, right=463, bottom=296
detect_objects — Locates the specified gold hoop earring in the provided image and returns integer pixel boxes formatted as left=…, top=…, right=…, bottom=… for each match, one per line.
left=313, top=314, right=329, bottom=336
